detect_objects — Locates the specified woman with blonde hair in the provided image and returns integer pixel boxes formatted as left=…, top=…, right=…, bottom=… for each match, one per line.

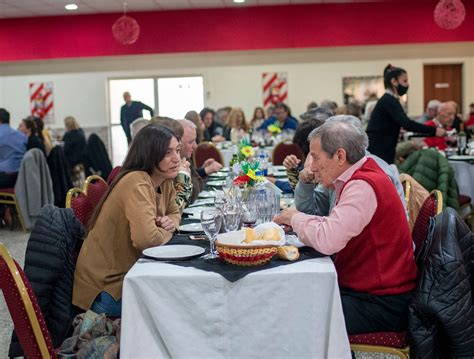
left=63, top=116, right=86, bottom=173
left=224, top=108, right=248, bottom=142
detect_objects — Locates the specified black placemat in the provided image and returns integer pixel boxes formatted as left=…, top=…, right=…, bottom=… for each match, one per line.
left=145, top=233, right=325, bottom=282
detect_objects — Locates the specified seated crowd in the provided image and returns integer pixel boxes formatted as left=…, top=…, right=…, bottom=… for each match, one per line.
left=1, top=77, right=473, bottom=357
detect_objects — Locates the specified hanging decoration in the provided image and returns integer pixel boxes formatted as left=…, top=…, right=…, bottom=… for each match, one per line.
left=112, top=3, right=140, bottom=45
left=434, top=0, right=465, bottom=30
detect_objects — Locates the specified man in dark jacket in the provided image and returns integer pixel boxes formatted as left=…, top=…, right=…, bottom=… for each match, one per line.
left=408, top=208, right=474, bottom=358
left=120, top=92, right=154, bottom=144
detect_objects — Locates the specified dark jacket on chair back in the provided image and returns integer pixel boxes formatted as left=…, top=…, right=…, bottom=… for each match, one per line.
left=9, top=205, right=85, bottom=357
left=408, top=208, right=474, bottom=359
left=47, top=146, right=73, bottom=207
left=83, top=133, right=112, bottom=180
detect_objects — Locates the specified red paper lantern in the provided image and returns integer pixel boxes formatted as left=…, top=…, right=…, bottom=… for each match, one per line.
left=112, top=15, right=140, bottom=45
left=434, top=0, right=466, bottom=30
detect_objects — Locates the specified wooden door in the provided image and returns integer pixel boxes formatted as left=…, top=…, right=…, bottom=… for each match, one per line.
left=423, top=64, right=463, bottom=111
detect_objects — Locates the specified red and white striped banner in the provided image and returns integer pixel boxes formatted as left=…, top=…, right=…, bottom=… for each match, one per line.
left=262, top=72, right=288, bottom=109
left=29, top=82, right=54, bottom=124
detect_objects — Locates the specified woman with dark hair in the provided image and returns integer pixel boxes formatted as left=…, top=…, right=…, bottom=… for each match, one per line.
left=250, top=107, right=266, bottom=131
left=73, top=125, right=182, bottom=316
left=366, top=64, right=446, bottom=164
left=200, top=107, right=224, bottom=142
left=31, top=116, right=53, bottom=155
left=18, top=117, right=46, bottom=155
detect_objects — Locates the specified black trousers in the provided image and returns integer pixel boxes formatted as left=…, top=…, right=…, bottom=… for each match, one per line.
left=340, top=287, right=414, bottom=334
left=0, top=172, right=18, bottom=189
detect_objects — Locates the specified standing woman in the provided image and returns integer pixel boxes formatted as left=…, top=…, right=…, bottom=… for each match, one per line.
left=73, top=125, right=182, bottom=316
left=18, top=117, right=46, bottom=155
left=63, top=116, right=87, bottom=170
left=367, top=64, right=446, bottom=164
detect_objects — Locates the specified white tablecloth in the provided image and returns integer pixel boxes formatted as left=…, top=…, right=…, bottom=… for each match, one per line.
left=121, top=258, right=351, bottom=359
left=449, top=160, right=474, bottom=203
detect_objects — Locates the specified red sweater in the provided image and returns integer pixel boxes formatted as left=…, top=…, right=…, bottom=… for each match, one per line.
left=424, top=120, right=447, bottom=150
left=335, top=158, right=417, bottom=295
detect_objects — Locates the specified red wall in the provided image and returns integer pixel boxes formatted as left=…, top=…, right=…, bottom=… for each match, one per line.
left=0, top=1, right=472, bottom=62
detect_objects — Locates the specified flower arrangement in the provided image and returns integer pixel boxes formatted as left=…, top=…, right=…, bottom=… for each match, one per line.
left=230, top=139, right=255, bottom=167
left=267, top=121, right=282, bottom=136
left=232, top=160, right=264, bottom=187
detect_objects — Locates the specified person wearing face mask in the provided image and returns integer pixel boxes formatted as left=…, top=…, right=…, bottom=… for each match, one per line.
left=366, top=64, right=446, bottom=164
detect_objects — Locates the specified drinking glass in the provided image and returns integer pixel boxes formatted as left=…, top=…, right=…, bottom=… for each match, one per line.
left=200, top=208, right=223, bottom=259
left=223, top=203, right=241, bottom=232
left=241, top=201, right=258, bottom=228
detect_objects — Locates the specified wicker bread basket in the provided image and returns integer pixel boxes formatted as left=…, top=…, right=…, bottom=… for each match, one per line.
left=216, top=242, right=278, bottom=266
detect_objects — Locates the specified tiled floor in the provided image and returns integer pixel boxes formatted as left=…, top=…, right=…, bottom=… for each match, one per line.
left=0, top=229, right=29, bottom=359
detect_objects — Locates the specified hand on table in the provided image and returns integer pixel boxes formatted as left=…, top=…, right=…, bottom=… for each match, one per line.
left=155, top=216, right=176, bottom=232
left=273, top=208, right=300, bottom=228
left=204, top=160, right=223, bottom=175
left=436, top=128, right=447, bottom=137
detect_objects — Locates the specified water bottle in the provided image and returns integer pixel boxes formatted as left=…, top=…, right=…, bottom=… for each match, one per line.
left=258, top=151, right=268, bottom=176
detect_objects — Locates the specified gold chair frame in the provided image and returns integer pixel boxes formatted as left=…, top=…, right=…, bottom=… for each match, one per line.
left=431, top=189, right=443, bottom=215
left=83, top=175, right=108, bottom=195
left=65, top=187, right=85, bottom=208
left=402, top=180, right=411, bottom=206
left=0, top=243, right=52, bottom=358
left=0, top=191, right=27, bottom=231
left=351, top=344, right=409, bottom=359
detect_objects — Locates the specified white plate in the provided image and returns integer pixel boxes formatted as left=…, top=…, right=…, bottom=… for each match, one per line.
left=207, top=180, right=226, bottom=187
left=183, top=206, right=208, bottom=216
left=272, top=165, right=286, bottom=171
left=189, top=198, right=215, bottom=207
left=448, top=155, right=474, bottom=161
left=179, top=222, right=204, bottom=232
left=142, top=245, right=204, bottom=260
left=273, top=171, right=288, bottom=178
left=208, top=173, right=228, bottom=179
left=198, top=191, right=216, bottom=199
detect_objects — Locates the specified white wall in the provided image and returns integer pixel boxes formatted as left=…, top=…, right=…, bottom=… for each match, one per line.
left=1, top=42, right=473, bottom=129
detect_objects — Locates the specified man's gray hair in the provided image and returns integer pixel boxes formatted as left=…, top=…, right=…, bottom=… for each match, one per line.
left=177, top=118, right=197, bottom=130
left=130, top=118, right=150, bottom=140
left=308, top=115, right=368, bottom=164
left=300, top=107, right=334, bottom=123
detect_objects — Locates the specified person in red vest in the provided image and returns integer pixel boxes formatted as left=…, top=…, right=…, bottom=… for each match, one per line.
left=274, top=115, right=417, bottom=334
left=423, top=102, right=456, bottom=151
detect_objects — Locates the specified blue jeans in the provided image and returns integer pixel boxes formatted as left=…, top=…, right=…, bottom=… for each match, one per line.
left=90, top=291, right=122, bottom=317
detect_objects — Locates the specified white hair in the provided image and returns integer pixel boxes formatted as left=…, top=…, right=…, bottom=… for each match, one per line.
left=130, top=118, right=149, bottom=140
left=177, top=119, right=196, bottom=130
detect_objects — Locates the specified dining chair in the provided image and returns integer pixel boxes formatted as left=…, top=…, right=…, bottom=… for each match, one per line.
left=412, top=190, right=443, bottom=261
left=65, top=187, right=94, bottom=228
left=350, top=190, right=443, bottom=358
left=271, top=142, right=304, bottom=166
left=0, top=188, right=27, bottom=231
left=0, top=243, right=57, bottom=358
left=107, top=166, right=122, bottom=185
left=83, top=175, right=109, bottom=209
left=401, top=179, right=411, bottom=206
left=193, top=142, right=224, bottom=168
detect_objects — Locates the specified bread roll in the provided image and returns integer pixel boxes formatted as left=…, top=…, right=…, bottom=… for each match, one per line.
left=277, top=246, right=300, bottom=261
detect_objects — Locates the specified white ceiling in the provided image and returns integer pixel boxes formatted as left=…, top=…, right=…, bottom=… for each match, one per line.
left=0, top=0, right=414, bottom=19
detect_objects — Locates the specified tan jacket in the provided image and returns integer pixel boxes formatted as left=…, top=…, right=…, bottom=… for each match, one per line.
left=399, top=173, right=429, bottom=230
left=73, top=171, right=181, bottom=310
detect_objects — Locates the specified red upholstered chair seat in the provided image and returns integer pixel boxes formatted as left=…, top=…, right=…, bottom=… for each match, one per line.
left=272, top=142, right=304, bottom=166
left=70, top=193, right=94, bottom=228
left=107, top=166, right=122, bottom=184
left=0, top=187, right=15, bottom=194
left=459, top=194, right=471, bottom=207
left=85, top=177, right=109, bottom=209
left=0, top=245, right=56, bottom=358
left=193, top=142, right=224, bottom=168
left=349, top=331, right=407, bottom=349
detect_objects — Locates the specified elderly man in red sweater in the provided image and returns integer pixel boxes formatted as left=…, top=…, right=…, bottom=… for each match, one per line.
left=274, top=115, right=417, bottom=335
left=423, top=102, right=456, bottom=151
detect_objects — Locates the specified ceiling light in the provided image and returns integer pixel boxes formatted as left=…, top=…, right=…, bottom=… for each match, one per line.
left=233, top=0, right=246, bottom=3
left=65, top=4, right=78, bottom=11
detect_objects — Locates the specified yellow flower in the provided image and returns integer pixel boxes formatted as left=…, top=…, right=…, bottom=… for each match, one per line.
left=240, top=146, right=254, bottom=157
left=267, top=124, right=281, bottom=134
left=246, top=168, right=257, bottom=180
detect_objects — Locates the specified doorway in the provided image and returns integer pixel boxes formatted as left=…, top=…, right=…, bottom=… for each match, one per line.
left=423, top=64, right=463, bottom=111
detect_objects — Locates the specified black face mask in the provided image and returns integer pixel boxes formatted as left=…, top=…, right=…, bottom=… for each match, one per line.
left=397, top=83, right=409, bottom=96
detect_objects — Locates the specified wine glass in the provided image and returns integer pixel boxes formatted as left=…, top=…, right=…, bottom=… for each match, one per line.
left=200, top=208, right=223, bottom=259
left=241, top=201, right=258, bottom=228
left=223, top=203, right=241, bottom=232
